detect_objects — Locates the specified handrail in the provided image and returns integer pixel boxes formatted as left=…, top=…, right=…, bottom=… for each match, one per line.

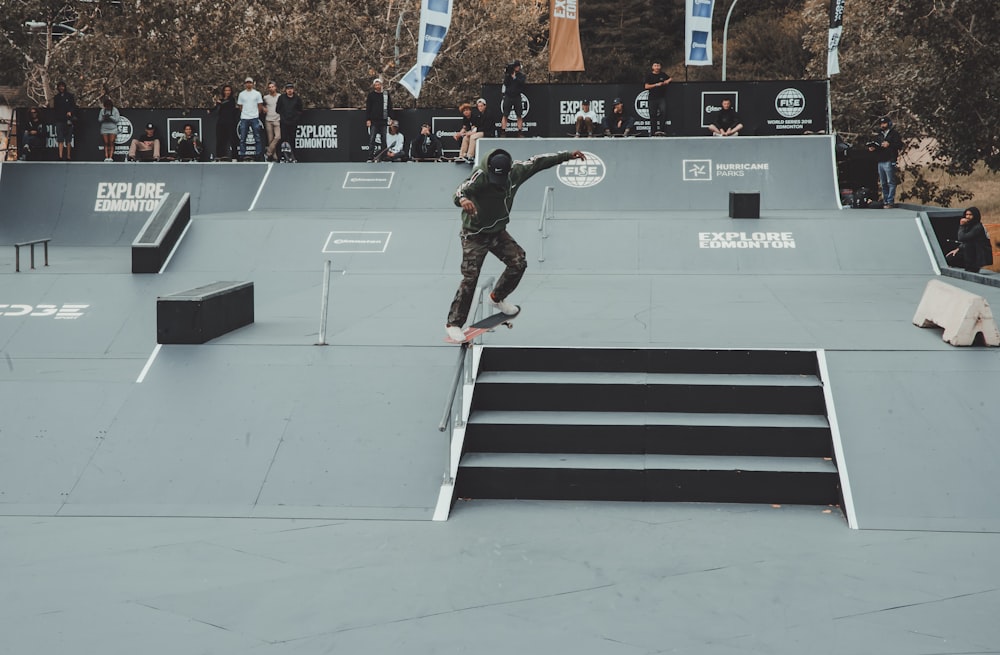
left=14, top=238, right=51, bottom=272
left=437, top=276, right=496, bottom=488
left=537, top=186, right=554, bottom=262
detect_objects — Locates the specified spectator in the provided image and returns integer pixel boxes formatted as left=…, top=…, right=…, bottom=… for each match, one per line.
left=708, top=98, right=743, bottom=136
left=946, top=207, right=994, bottom=273
left=867, top=116, right=903, bottom=208
left=98, top=96, right=120, bottom=161
left=262, top=81, right=282, bottom=161
left=209, top=84, right=239, bottom=160
left=381, top=120, right=406, bottom=162
left=236, top=77, right=264, bottom=160
left=573, top=99, right=598, bottom=137
left=128, top=122, right=161, bottom=162
left=454, top=102, right=478, bottom=163
left=365, top=78, right=394, bottom=162
left=500, top=60, right=526, bottom=136
left=410, top=122, right=443, bottom=160
left=175, top=123, right=202, bottom=161
left=473, top=98, right=493, bottom=138
left=643, top=59, right=672, bottom=136
left=276, top=82, right=303, bottom=162
left=601, top=97, right=635, bottom=137
left=19, top=107, right=47, bottom=161
left=52, top=81, right=77, bottom=160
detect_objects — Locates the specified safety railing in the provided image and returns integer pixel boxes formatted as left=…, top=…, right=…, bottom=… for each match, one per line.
left=537, top=185, right=554, bottom=262
left=437, top=276, right=495, bottom=486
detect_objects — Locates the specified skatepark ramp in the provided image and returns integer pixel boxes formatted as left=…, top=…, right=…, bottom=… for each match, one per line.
left=452, top=347, right=842, bottom=509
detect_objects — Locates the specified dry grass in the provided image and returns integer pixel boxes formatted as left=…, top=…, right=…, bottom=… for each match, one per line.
left=904, top=164, right=1000, bottom=272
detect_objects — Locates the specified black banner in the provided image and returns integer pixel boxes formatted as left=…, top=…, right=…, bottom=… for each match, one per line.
left=12, top=81, right=828, bottom=162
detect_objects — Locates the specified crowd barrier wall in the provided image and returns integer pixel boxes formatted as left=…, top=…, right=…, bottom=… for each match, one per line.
left=10, top=80, right=829, bottom=163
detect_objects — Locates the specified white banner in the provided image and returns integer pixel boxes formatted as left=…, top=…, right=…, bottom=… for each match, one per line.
left=399, top=0, right=453, bottom=99
left=827, top=0, right=845, bottom=76
left=685, top=0, right=715, bottom=66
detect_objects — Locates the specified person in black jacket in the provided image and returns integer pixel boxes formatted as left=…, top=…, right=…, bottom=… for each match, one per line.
left=20, top=107, right=47, bottom=160
left=867, top=116, right=904, bottom=208
left=365, top=78, right=393, bottom=161
left=52, top=81, right=77, bottom=160
left=276, top=83, right=303, bottom=161
left=500, top=60, right=526, bottom=136
left=410, top=123, right=443, bottom=160
left=209, top=84, right=239, bottom=160
left=946, top=207, right=994, bottom=273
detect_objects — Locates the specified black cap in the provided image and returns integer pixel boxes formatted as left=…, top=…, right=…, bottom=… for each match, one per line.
left=581, top=99, right=590, bottom=105
left=145, top=123, right=155, bottom=130
left=613, top=97, right=622, bottom=105
left=878, top=116, right=889, bottom=123
left=512, top=59, right=521, bottom=67
left=284, top=82, right=295, bottom=88
left=486, top=150, right=512, bottom=185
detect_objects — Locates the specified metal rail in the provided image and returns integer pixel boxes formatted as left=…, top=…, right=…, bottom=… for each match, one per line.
left=437, top=277, right=496, bottom=486
left=537, top=186, right=554, bottom=262
left=14, top=238, right=51, bottom=272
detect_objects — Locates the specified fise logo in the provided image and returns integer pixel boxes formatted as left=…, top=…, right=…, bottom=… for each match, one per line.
left=0, top=304, right=89, bottom=319
left=556, top=152, right=605, bottom=188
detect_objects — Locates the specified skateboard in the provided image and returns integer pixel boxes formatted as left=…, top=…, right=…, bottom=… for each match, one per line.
left=444, top=306, right=520, bottom=344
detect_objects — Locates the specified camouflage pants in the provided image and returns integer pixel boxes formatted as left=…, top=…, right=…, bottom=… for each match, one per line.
left=447, top=229, right=526, bottom=327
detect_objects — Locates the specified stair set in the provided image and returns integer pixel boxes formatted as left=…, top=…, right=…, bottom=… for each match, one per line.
left=453, top=348, right=842, bottom=508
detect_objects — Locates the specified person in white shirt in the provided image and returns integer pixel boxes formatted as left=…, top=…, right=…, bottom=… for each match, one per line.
left=236, top=77, right=264, bottom=159
left=381, top=120, right=406, bottom=162
left=574, top=100, right=599, bottom=137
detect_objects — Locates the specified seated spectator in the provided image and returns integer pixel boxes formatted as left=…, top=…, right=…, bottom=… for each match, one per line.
left=574, top=100, right=598, bottom=137
left=708, top=98, right=743, bottom=136
left=946, top=207, right=994, bottom=273
left=128, top=123, right=161, bottom=161
left=381, top=120, right=406, bottom=162
left=410, top=123, right=443, bottom=160
left=175, top=123, right=203, bottom=161
left=601, top=98, right=635, bottom=137
left=19, top=107, right=47, bottom=160
left=453, top=102, right=478, bottom=163
left=472, top=97, right=493, bottom=138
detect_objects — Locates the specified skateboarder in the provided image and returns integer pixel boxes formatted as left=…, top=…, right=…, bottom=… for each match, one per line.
left=445, top=148, right=585, bottom=342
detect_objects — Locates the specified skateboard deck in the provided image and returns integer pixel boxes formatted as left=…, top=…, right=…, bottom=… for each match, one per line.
left=444, top=306, right=520, bottom=344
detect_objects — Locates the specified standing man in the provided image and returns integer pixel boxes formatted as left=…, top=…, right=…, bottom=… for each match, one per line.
left=262, top=81, right=282, bottom=161
left=867, top=116, right=903, bottom=208
left=276, top=82, right=303, bottom=162
left=365, top=78, right=393, bottom=162
left=445, top=148, right=586, bottom=342
left=708, top=98, right=743, bottom=136
left=643, top=59, right=672, bottom=136
left=52, top=81, right=77, bottom=160
left=236, top=77, right=264, bottom=160
left=500, top=60, right=526, bottom=136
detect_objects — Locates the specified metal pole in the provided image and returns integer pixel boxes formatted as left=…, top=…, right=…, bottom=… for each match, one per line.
left=722, top=0, right=740, bottom=82
left=316, top=259, right=332, bottom=345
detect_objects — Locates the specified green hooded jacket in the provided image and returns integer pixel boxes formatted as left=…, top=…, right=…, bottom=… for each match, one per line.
left=453, top=149, right=574, bottom=233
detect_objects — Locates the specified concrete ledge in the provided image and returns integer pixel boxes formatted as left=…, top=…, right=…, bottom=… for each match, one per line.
left=156, top=281, right=254, bottom=344
left=913, top=279, right=1000, bottom=346
left=132, top=192, right=190, bottom=273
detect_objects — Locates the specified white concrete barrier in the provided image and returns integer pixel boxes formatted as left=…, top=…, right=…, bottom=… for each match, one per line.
left=913, top=279, right=1000, bottom=346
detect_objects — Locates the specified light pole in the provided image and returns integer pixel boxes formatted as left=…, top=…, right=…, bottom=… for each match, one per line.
left=721, top=0, right=740, bottom=81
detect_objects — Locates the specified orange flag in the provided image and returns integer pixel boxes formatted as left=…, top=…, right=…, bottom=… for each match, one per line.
left=549, top=0, right=585, bottom=72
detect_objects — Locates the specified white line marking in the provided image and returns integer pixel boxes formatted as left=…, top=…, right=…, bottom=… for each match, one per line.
left=136, top=344, right=162, bottom=384
left=248, top=162, right=273, bottom=211
left=817, top=348, right=858, bottom=529
left=915, top=215, right=941, bottom=276
left=158, top=219, right=193, bottom=274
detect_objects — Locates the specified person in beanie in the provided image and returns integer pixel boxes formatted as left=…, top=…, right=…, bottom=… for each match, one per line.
left=445, top=148, right=585, bottom=341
